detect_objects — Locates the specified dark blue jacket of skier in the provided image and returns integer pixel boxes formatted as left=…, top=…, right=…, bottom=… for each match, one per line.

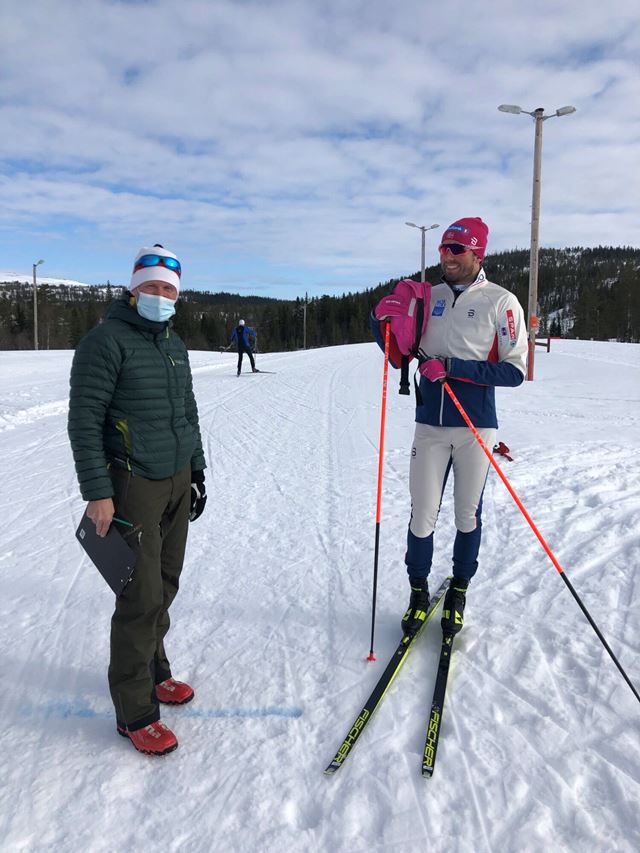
left=230, top=321, right=257, bottom=375
left=231, top=324, right=256, bottom=350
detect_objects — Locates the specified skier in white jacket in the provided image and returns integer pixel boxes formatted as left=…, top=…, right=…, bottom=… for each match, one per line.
left=400, top=217, right=527, bottom=638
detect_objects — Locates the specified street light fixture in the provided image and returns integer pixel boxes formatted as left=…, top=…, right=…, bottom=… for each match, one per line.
left=33, top=259, right=44, bottom=351
left=498, top=103, right=576, bottom=380
left=405, top=222, right=439, bottom=282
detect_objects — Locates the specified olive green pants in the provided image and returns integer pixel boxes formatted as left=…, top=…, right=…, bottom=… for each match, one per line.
left=108, top=465, right=191, bottom=731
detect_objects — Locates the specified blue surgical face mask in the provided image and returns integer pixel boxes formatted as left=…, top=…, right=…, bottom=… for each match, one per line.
left=136, top=292, right=176, bottom=323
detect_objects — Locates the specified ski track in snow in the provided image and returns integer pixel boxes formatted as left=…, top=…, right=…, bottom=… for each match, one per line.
left=0, top=341, right=639, bottom=853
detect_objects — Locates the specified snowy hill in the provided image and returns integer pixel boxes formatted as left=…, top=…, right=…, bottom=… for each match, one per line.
left=0, top=271, right=97, bottom=288
left=0, top=341, right=639, bottom=852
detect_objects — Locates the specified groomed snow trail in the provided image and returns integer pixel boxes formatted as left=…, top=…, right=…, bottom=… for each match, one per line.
left=0, top=341, right=638, bottom=853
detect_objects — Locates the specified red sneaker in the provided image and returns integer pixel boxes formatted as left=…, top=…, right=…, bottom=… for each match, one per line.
left=117, top=721, right=178, bottom=755
left=156, top=678, right=195, bottom=705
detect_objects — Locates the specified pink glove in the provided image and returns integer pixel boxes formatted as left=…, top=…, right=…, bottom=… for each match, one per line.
left=374, top=293, right=406, bottom=320
left=419, top=358, right=447, bottom=382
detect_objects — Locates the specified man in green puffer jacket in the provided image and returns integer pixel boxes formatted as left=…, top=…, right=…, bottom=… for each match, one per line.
left=68, top=244, right=207, bottom=756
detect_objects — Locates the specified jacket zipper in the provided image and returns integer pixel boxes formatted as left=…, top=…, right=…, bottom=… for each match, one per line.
left=438, top=289, right=457, bottom=426
left=433, top=274, right=484, bottom=427
left=156, top=330, right=180, bottom=473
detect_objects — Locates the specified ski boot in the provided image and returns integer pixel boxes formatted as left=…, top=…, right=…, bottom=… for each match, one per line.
left=441, top=578, right=469, bottom=635
left=401, top=577, right=430, bottom=637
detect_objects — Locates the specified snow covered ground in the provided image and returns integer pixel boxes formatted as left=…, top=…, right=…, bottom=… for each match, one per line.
left=1, top=339, right=639, bottom=853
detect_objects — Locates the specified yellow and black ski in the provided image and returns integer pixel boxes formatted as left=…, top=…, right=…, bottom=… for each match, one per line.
left=422, top=631, right=455, bottom=777
left=324, top=577, right=449, bottom=775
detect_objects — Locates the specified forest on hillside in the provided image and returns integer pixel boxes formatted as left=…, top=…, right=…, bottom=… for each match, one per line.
left=1, top=246, right=638, bottom=351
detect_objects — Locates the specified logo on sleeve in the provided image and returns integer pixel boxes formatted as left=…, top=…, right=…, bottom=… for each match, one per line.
left=506, top=309, right=517, bottom=347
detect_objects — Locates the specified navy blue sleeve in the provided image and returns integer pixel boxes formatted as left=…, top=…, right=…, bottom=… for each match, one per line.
left=370, top=312, right=385, bottom=353
left=448, top=357, right=524, bottom=388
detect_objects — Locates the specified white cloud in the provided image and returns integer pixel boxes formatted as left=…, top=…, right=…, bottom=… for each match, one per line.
left=1, top=0, right=639, bottom=295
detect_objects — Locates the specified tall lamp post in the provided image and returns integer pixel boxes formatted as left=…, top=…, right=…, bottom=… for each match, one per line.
left=498, top=103, right=576, bottom=380
left=32, top=259, right=44, bottom=351
left=303, top=291, right=308, bottom=350
left=405, top=222, right=439, bottom=282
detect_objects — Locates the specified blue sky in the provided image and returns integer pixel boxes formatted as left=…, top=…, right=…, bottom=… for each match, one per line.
left=1, top=0, right=639, bottom=298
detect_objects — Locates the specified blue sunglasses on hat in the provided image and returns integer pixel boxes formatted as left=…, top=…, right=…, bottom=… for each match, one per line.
left=133, top=254, right=181, bottom=277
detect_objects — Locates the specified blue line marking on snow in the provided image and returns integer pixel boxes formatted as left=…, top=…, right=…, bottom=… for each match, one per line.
left=28, top=701, right=303, bottom=720
left=183, top=706, right=303, bottom=719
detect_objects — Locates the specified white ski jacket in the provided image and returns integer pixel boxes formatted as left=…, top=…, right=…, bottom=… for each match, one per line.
left=417, top=270, right=527, bottom=428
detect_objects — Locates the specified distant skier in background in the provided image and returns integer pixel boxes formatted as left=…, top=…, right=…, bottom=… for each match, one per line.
left=373, top=217, right=527, bottom=639
left=231, top=319, right=258, bottom=375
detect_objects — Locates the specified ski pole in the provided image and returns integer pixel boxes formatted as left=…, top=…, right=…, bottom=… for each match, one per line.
left=368, top=322, right=391, bottom=661
left=442, top=380, right=640, bottom=704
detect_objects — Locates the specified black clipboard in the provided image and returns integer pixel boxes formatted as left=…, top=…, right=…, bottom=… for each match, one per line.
left=75, top=512, right=137, bottom=596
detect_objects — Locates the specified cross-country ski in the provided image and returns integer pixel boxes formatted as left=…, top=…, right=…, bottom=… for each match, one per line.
left=325, top=577, right=449, bottom=774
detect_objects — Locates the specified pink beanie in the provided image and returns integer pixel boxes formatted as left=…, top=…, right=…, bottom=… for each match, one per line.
left=440, top=218, right=489, bottom=260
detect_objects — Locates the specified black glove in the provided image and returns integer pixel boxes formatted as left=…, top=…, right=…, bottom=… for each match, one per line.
left=189, top=470, right=207, bottom=522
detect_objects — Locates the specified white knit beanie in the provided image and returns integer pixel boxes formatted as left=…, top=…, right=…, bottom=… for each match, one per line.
left=130, top=245, right=181, bottom=293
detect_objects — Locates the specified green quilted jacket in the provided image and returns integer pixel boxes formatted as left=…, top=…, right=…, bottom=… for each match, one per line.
left=68, top=298, right=206, bottom=501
